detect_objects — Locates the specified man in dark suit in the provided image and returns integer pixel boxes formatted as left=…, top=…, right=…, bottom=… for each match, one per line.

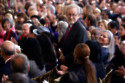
left=2, top=53, right=37, bottom=83
left=0, top=40, right=15, bottom=81
left=59, top=4, right=88, bottom=67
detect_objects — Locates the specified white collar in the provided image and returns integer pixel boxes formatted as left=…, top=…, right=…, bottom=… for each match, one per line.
left=5, top=55, right=14, bottom=64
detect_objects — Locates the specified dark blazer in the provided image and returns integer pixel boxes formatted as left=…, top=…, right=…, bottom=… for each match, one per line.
left=0, top=60, right=12, bottom=82
left=59, top=19, right=88, bottom=67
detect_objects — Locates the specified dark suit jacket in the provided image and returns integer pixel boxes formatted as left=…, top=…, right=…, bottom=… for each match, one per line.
left=59, top=19, right=88, bottom=67
left=0, top=60, right=12, bottom=82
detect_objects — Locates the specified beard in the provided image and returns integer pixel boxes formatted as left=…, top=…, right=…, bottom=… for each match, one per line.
left=68, top=20, right=75, bottom=25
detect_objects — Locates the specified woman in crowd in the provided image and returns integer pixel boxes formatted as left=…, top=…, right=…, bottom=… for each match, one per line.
left=98, top=30, right=115, bottom=65
left=37, top=32, right=57, bottom=71
left=98, top=20, right=108, bottom=31
left=2, top=18, right=18, bottom=41
left=86, top=40, right=106, bottom=81
left=69, top=43, right=97, bottom=83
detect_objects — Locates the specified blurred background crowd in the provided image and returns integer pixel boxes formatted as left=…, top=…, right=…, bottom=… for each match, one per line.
left=0, top=0, right=125, bottom=83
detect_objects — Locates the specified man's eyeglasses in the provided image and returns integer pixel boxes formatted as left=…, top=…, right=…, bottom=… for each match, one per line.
left=67, top=13, right=78, bottom=17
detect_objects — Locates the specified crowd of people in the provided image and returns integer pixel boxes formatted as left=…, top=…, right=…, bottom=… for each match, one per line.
left=0, top=0, right=125, bottom=83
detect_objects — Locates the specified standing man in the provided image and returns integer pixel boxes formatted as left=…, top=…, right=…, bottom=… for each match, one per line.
left=59, top=4, right=88, bottom=67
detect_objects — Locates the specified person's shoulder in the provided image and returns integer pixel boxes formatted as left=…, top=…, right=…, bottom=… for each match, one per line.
left=29, top=79, right=38, bottom=83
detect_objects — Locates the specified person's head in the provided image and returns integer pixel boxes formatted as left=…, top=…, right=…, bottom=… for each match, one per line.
left=91, top=28, right=101, bottom=40
left=27, top=6, right=38, bottom=17
left=90, top=0, right=96, bottom=9
left=4, top=12, right=14, bottom=23
left=36, top=2, right=43, bottom=12
left=22, top=23, right=32, bottom=36
left=2, top=18, right=13, bottom=31
left=82, top=4, right=92, bottom=18
left=65, top=4, right=80, bottom=25
left=85, top=14, right=97, bottom=27
left=86, top=40, right=102, bottom=63
left=74, top=43, right=90, bottom=64
left=99, top=30, right=114, bottom=46
left=93, top=8, right=101, bottom=20
left=56, top=21, right=68, bottom=42
left=56, top=4, right=64, bottom=16
left=26, top=25, right=38, bottom=38
left=5, top=73, right=29, bottom=83
left=101, top=9, right=109, bottom=20
left=1, top=41, right=15, bottom=60
left=31, top=15, right=40, bottom=26
left=118, top=24, right=125, bottom=37
left=106, top=2, right=111, bottom=11
left=59, top=72, right=80, bottom=83
left=108, top=21, right=118, bottom=35
left=41, top=4, right=47, bottom=13
left=46, top=4, right=56, bottom=14
left=17, top=13, right=29, bottom=23
left=98, top=20, right=108, bottom=31
left=99, top=30, right=114, bottom=60
left=11, top=53, right=30, bottom=74
left=74, top=43, right=97, bottom=83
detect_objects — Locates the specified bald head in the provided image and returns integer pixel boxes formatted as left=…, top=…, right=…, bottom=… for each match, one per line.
left=1, top=40, right=15, bottom=56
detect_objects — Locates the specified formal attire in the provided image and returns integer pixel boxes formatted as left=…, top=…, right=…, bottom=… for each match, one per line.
left=59, top=19, right=88, bottom=67
left=0, top=57, right=13, bottom=82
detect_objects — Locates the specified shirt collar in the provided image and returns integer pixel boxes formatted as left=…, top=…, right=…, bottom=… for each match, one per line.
left=5, top=55, right=14, bottom=64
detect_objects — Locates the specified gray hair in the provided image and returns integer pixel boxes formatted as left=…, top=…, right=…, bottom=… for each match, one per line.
left=65, top=4, right=81, bottom=15
left=57, top=21, right=68, bottom=41
left=2, top=18, right=13, bottom=28
left=102, top=30, right=115, bottom=61
left=11, top=53, right=30, bottom=74
left=22, top=23, right=32, bottom=29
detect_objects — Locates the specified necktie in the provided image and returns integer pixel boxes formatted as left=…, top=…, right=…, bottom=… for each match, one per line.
left=64, top=25, right=72, bottom=40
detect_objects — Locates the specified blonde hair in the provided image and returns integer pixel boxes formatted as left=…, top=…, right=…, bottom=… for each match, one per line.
left=98, top=19, right=108, bottom=30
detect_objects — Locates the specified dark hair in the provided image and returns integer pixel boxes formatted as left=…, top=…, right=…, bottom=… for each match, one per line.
left=101, top=9, right=109, bottom=15
left=108, top=21, right=118, bottom=30
left=25, top=2, right=33, bottom=11
left=60, top=72, right=80, bottom=83
left=1, top=43, right=15, bottom=56
left=37, top=33, right=56, bottom=63
left=17, top=13, right=29, bottom=22
left=30, top=25, right=38, bottom=33
left=31, top=15, right=40, bottom=20
left=122, top=17, right=125, bottom=23
left=2, top=18, right=13, bottom=28
left=11, top=54, right=29, bottom=74
left=86, top=14, right=97, bottom=26
left=86, top=40, right=103, bottom=62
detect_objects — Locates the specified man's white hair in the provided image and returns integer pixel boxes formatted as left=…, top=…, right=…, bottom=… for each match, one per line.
left=22, top=23, right=32, bottom=28
left=65, top=4, right=81, bottom=15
